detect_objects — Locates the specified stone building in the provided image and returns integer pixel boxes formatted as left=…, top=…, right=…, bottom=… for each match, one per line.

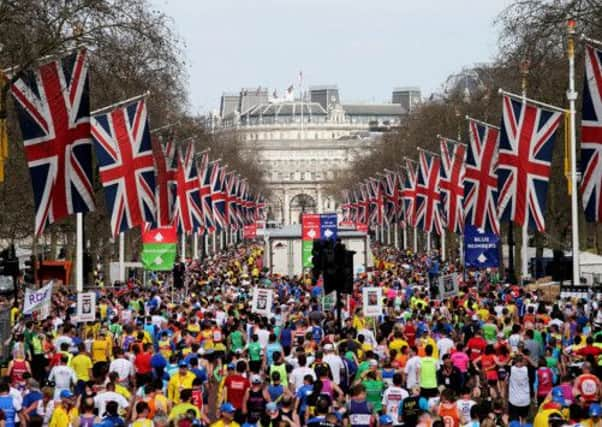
left=211, top=85, right=419, bottom=224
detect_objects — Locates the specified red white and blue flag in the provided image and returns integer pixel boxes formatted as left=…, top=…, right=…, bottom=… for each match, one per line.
left=211, top=162, right=227, bottom=231
left=415, top=151, right=443, bottom=234
left=465, top=118, right=500, bottom=235
left=199, top=158, right=215, bottom=232
left=173, top=142, right=204, bottom=234
left=401, top=160, right=417, bottom=228
left=151, top=133, right=177, bottom=227
left=357, top=184, right=369, bottom=226
left=91, top=99, right=155, bottom=236
left=383, top=172, right=399, bottom=226
left=497, top=95, right=562, bottom=231
left=11, top=49, right=96, bottom=236
left=225, top=172, right=239, bottom=230
left=340, top=190, right=354, bottom=226
left=439, top=138, right=466, bottom=234
left=581, top=44, right=602, bottom=223
left=368, top=178, right=384, bottom=226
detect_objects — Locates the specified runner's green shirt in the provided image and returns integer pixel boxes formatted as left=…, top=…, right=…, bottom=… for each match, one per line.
left=362, top=379, right=384, bottom=411
left=230, top=330, right=244, bottom=352
left=248, top=341, right=262, bottom=361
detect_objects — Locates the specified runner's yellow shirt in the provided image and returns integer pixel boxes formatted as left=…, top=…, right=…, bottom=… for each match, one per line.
left=70, top=353, right=93, bottom=381
left=49, top=405, right=78, bottom=427
left=211, top=421, right=241, bottom=427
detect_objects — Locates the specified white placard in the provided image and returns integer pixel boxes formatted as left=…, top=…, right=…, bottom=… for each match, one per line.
left=251, top=287, right=273, bottom=317
left=77, top=292, right=96, bottom=322
left=362, top=287, right=383, bottom=317
left=438, top=273, right=459, bottom=299
left=23, top=282, right=53, bottom=317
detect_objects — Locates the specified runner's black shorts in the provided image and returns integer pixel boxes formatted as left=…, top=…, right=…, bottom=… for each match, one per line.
left=508, top=403, right=529, bottom=420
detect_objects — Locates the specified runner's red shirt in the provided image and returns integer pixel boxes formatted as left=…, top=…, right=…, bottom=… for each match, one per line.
left=224, top=374, right=250, bottom=410
left=467, top=336, right=486, bottom=361
left=134, top=351, right=152, bottom=374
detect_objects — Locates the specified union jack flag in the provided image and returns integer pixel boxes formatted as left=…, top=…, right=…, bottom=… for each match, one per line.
left=439, top=138, right=466, bottom=234
left=498, top=95, right=562, bottom=231
left=465, top=118, right=500, bottom=234
left=199, top=158, right=215, bottom=232
left=340, top=190, right=353, bottom=226
left=350, top=189, right=359, bottom=224
left=402, top=160, right=417, bottom=228
left=581, top=44, right=602, bottom=222
left=211, top=162, right=227, bottom=231
left=225, top=172, right=239, bottom=230
left=11, top=49, right=96, bottom=236
left=173, top=142, right=204, bottom=234
left=357, top=184, right=369, bottom=226
left=383, top=173, right=399, bottom=225
left=368, top=178, right=384, bottom=226
left=415, top=151, right=443, bottom=234
left=92, top=99, right=155, bottom=236
left=395, top=172, right=405, bottom=226
left=255, top=192, right=266, bottom=222
left=151, top=133, right=177, bottom=227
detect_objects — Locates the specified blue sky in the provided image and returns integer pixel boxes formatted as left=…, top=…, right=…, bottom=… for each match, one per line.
left=154, top=0, right=512, bottom=114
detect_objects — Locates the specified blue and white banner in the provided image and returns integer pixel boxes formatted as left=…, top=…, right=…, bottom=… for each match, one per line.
left=464, top=224, right=500, bottom=268
left=320, top=213, right=338, bottom=241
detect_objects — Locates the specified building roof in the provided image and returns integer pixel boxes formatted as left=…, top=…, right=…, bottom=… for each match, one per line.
left=259, top=223, right=367, bottom=239
left=244, top=101, right=327, bottom=117
left=342, top=103, right=406, bottom=116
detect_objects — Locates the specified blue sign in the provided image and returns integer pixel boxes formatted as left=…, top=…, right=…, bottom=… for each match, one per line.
left=320, top=213, right=338, bottom=241
left=464, top=223, right=500, bottom=268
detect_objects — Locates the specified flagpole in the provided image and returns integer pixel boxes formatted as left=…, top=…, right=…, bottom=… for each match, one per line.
left=180, top=232, right=186, bottom=262
left=427, top=231, right=431, bottom=253
left=403, top=225, right=407, bottom=250
left=76, top=213, right=84, bottom=292
left=568, top=20, right=581, bottom=285
left=441, top=230, right=446, bottom=261
left=520, top=59, right=530, bottom=282
left=193, top=231, right=198, bottom=259
left=394, top=225, right=399, bottom=249
left=90, top=91, right=151, bottom=116
left=413, top=227, right=417, bottom=253
left=119, top=232, right=125, bottom=283
left=212, top=230, right=217, bottom=254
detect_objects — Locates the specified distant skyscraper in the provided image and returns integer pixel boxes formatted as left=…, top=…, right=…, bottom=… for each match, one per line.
left=392, top=87, right=421, bottom=112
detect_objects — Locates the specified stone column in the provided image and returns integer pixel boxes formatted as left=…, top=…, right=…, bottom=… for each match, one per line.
left=283, top=190, right=290, bottom=225
left=316, top=187, right=323, bottom=214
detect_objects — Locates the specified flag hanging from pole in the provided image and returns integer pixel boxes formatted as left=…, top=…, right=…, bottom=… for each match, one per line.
left=439, top=138, right=466, bottom=234
left=580, top=44, right=602, bottom=223
left=10, top=49, right=96, bottom=236
left=211, top=162, right=227, bottom=232
left=141, top=225, right=177, bottom=270
left=383, top=172, right=398, bottom=226
left=402, top=160, right=417, bottom=228
left=151, top=133, right=177, bottom=227
left=173, top=142, right=203, bottom=235
left=199, top=156, right=214, bottom=233
left=91, top=99, right=154, bottom=236
left=465, top=118, right=500, bottom=235
left=497, top=94, right=562, bottom=231
left=415, top=150, right=442, bottom=234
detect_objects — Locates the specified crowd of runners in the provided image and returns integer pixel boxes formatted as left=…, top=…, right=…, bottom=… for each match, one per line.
left=0, top=241, right=601, bottom=427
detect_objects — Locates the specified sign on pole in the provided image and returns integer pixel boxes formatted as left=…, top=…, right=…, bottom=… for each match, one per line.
left=141, top=226, right=177, bottom=271
left=23, top=281, right=53, bottom=319
left=362, top=287, right=383, bottom=317
left=464, top=224, right=500, bottom=268
left=302, top=214, right=320, bottom=240
left=251, top=287, right=273, bottom=317
left=76, top=292, right=96, bottom=322
left=302, top=240, right=313, bottom=268
left=438, top=273, right=459, bottom=299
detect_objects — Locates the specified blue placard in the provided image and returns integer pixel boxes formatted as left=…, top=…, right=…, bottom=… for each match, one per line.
left=320, top=213, right=338, bottom=241
left=464, top=223, right=500, bottom=268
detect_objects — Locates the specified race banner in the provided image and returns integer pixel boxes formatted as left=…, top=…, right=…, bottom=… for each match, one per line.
left=320, top=213, right=338, bottom=241
left=302, top=240, right=313, bottom=268
left=362, top=286, right=383, bottom=317
left=76, top=292, right=96, bottom=322
left=438, top=273, right=460, bottom=299
left=464, top=223, right=500, bottom=268
left=251, top=287, right=273, bottom=317
left=141, top=225, right=177, bottom=271
left=243, top=223, right=257, bottom=239
left=23, top=281, right=53, bottom=318
left=301, top=214, right=320, bottom=240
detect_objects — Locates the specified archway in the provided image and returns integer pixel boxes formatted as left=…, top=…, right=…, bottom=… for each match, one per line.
left=289, top=193, right=317, bottom=224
